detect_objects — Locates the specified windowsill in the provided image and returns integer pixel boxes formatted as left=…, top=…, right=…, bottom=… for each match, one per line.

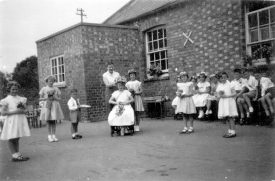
left=144, top=73, right=169, bottom=82
left=252, top=57, right=275, bottom=66
left=53, top=82, right=66, bottom=88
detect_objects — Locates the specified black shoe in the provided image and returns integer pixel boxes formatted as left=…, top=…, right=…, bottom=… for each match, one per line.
left=76, top=135, right=82, bottom=139
left=223, top=133, right=236, bottom=138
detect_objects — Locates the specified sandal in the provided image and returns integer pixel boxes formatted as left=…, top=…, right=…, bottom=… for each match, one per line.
left=11, top=155, right=29, bottom=162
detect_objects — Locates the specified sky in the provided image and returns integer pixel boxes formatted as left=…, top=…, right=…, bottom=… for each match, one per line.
left=0, top=0, right=130, bottom=73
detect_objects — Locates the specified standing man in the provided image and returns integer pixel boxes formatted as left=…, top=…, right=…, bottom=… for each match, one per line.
left=103, top=63, right=120, bottom=113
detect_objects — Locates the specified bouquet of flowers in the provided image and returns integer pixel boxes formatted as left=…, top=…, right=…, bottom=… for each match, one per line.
left=115, top=103, right=125, bottom=116
left=218, top=91, right=225, bottom=97
left=252, top=45, right=273, bottom=64
left=147, top=64, right=163, bottom=76
left=47, top=90, right=55, bottom=100
left=17, top=102, right=25, bottom=109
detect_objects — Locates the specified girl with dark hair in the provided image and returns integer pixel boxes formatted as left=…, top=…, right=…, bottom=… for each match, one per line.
left=0, top=81, right=31, bottom=161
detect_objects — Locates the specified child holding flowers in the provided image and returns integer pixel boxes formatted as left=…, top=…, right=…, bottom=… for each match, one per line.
left=39, top=75, right=64, bottom=142
left=216, top=72, right=238, bottom=138
left=0, top=81, right=30, bottom=162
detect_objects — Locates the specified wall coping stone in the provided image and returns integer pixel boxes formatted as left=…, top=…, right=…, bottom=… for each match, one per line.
left=36, top=22, right=139, bottom=43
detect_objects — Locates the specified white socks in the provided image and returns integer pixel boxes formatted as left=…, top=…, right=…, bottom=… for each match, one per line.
left=228, top=129, right=236, bottom=134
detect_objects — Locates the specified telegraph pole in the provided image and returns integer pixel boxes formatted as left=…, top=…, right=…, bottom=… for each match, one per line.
left=76, top=8, right=87, bottom=23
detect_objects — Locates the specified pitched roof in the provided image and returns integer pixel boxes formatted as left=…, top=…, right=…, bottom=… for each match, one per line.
left=103, top=0, right=180, bottom=25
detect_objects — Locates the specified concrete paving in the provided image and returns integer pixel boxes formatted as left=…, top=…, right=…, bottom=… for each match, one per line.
left=0, top=118, right=274, bottom=181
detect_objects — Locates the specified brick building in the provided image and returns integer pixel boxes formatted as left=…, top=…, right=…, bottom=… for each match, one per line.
left=36, top=0, right=275, bottom=121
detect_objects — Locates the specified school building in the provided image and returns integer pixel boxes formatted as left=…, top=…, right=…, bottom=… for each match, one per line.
left=36, top=0, right=275, bottom=121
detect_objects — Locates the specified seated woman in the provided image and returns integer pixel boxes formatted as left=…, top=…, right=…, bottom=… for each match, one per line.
left=108, top=76, right=135, bottom=136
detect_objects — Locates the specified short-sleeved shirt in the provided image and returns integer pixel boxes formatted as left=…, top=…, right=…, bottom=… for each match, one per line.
left=0, top=95, right=27, bottom=112
left=125, top=80, right=142, bottom=93
left=260, top=77, right=274, bottom=96
left=231, top=78, right=244, bottom=92
left=103, top=71, right=120, bottom=87
left=242, top=75, right=258, bottom=91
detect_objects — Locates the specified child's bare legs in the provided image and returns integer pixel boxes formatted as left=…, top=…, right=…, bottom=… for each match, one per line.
left=265, top=94, right=274, bottom=114
left=237, top=98, right=245, bottom=119
left=229, top=117, right=236, bottom=135
left=52, top=121, right=58, bottom=141
left=179, top=114, right=188, bottom=133
left=8, top=138, right=22, bottom=158
left=206, top=100, right=212, bottom=114
left=243, top=91, right=255, bottom=112
left=188, top=115, right=194, bottom=132
left=259, top=97, right=270, bottom=116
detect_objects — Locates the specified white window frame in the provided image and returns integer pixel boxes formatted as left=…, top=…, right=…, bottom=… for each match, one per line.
left=245, top=5, right=275, bottom=64
left=145, top=26, right=169, bottom=74
left=50, top=55, right=66, bottom=87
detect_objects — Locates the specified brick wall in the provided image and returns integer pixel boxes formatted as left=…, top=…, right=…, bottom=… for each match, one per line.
left=121, top=0, right=245, bottom=116
left=81, top=25, right=141, bottom=121
left=37, top=24, right=141, bottom=121
left=37, top=26, right=87, bottom=120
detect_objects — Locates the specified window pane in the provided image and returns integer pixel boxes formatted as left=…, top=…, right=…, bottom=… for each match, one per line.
left=164, top=29, right=166, bottom=38
left=164, top=38, right=167, bottom=47
left=155, top=52, right=160, bottom=60
left=153, top=41, right=158, bottom=50
left=259, top=10, right=269, bottom=25
left=61, top=66, right=64, bottom=73
left=149, top=42, right=153, bottom=51
left=55, top=75, right=58, bottom=81
left=62, top=74, right=65, bottom=82
left=248, top=13, right=258, bottom=28
left=271, top=24, right=275, bottom=38
left=150, top=53, right=154, bottom=61
left=148, top=32, right=152, bottom=41
left=158, top=29, right=163, bottom=39
left=271, top=7, right=275, bottom=23
left=153, top=30, right=157, bottom=40
left=161, top=51, right=166, bottom=59
left=250, top=29, right=258, bottom=42
left=61, top=57, right=64, bottom=65
left=159, top=39, right=163, bottom=48
left=260, top=26, right=269, bottom=40
left=161, top=60, right=166, bottom=70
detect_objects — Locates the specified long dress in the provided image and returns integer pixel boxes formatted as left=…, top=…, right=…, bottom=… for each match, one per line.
left=172, top=82, right=196, bottom=114
left=192, top=81, right=210, bottom=107
left=125, top=80, right=144, bottom=111
left=0, top=95, right=31, bottom=140
left=108, top=90, right=135, bottom=126
left=216, top=81, right=238, bottom=119
left=39, top=86, right=64, bottom=121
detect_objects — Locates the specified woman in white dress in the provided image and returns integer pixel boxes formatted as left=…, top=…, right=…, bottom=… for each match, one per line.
left=0, top=81, right=30, bottom=161
left=108, top=76, right=134, bottom=136
left=125, top=69, right=144, bottom=132
left=192, top=72, right=210, bottom=119
left=216, top=72, right=238, bottom=138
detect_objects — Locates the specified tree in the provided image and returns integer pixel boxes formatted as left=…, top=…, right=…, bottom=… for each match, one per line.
left=12, top=55, right=39, bottom=104
left=0, top=71, right=8, bottom=99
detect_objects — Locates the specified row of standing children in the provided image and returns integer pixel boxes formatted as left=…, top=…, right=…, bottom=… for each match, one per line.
left=0, top=76, right=85, bottom=162
left=172, top=67, right=275, bottom=138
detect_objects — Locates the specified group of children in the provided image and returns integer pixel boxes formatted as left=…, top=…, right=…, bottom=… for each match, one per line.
left=0, top=69, right=145, bottom=161
left=1, top=66, right=274, bottom=162
left=172, top=66, right=275, bottom=138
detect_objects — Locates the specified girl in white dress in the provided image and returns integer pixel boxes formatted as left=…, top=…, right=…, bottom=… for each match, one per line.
left=192, top=72, right=210, bottom=119
left=0, top=81, right=30, bottom=162
left=125, top=69, right=144, bottom=132
left=39, top=75, right=64, bottom=142
left=216, top=72, right=238, bottom=138
left=176, top=72, right=196, bottom=134
left=108, top=76, right=134, bottom=136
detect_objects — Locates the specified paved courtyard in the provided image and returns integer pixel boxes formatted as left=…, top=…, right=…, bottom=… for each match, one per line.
left=0, top=118, right=274, bottom=181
